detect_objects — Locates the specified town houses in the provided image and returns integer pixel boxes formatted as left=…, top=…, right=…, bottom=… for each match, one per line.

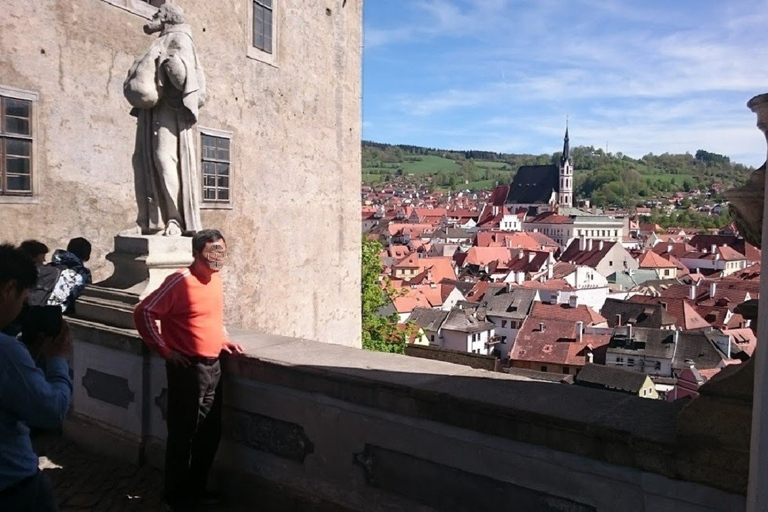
left=364, top=133, right=760, bottom=401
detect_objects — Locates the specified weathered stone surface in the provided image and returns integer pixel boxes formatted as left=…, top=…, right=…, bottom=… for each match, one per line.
left=97, top=235, right=194, bottom=296
left=68, top=322, right=749, bottom=506
left=154, top=387, right=168, bottom=421
left=81, top=368, right=136, bottom=408
left=0, top=0, right=362, bottom=347
left=225, top=408, right=314, bottom=463
left=354, top=444, right=596, bottom=512
left=124, top=5, right=205, bottom=235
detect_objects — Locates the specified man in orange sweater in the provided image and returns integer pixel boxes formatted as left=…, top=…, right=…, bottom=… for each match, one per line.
left=134, top=229, right=243, bottom=510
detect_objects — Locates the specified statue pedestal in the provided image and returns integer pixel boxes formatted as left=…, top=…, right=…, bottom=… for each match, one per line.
left=76, top=235, right=193, bottom=329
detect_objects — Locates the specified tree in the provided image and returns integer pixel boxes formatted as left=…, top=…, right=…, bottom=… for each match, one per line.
left=361, top=237, right=404, bottom=354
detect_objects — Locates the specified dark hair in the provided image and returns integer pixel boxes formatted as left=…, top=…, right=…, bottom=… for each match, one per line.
left=19, top=239, right=49, bottom=259
left=66, top=237, right=92, bottom=262
left=192, top=229, right=225, bottom=253
left=0, top=243, right=38, bottom=294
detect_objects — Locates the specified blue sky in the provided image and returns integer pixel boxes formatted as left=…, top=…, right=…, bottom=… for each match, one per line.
left=363, top=0, right=768, bottom=167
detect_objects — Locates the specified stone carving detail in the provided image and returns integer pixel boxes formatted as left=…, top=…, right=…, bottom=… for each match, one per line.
left=81, top=369, right=136, bottom=409
left=226, top=409, right=314, bottom=463
left=726, top=93, right=768, bottom=249
left=123, top=4, right=206, bottom=237
left=154, top=387, right=168, bottom=421
left=353, top=444, right=595, bottom=512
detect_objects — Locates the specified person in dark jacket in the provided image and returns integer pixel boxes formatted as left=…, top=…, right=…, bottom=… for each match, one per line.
left=47, top=237, right=92, bottom=314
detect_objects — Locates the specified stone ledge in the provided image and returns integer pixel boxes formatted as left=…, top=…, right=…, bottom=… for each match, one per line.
left=73, top=326, right=748, bottom=495
left=69, top=318, right=144, bottom=355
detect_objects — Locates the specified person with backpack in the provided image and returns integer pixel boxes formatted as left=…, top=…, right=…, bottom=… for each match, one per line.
left=45, top=237, right=92, bottom=315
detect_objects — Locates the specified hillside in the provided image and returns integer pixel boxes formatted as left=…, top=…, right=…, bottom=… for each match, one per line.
left=362, top=140, right=754, bottom=209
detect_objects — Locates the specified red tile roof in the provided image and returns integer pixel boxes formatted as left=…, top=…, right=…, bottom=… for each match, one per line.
left=510, top=314, right=611, bottom=367
left=529, top=302, right=607, bottom=324
left=474, top=231, right=541, bottom=250
left=463, top=247, right=513, bottom=267
left=627, top=296, right=710, bottom=330
left=527, top=232, right=560, bottom=249
left=560, top=239, right=616, bottom=267
left=527, top=211, right=573, bottom=224
left=638, top=251, right=676, bottom=269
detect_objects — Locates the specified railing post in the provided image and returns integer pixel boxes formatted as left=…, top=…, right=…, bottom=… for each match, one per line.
left=747, top=93, right=768, bottom=512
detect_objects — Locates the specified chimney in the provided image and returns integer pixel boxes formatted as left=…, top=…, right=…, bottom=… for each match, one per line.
left=615, top=314, right=622, bottom=326
left=587, top=239, right=593, bottom=251
left=539, top=322, right=546, bottom=332
left=516, top=271, right=525, bottom=285
left=547, top=263, right=554, bottom=280
left=710, top=281, right=717, bottom=298
left=689, top=285, right=696, bottom=301
left=711, top=244, right=717, bottom=254
left=568, top=295, right=578, bottom=308
left=579, top=235, right=586, bottom=251
left=576, top=321, right=584, bottom=342
left=586, top=351, right=594, bottom=363
left=598, top=240, right=604, bottom=251
left=628, top=323, right=633, bottom=340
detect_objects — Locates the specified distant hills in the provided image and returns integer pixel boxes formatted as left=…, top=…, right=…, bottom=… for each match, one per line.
left=361, top=140, right=753, bottom=209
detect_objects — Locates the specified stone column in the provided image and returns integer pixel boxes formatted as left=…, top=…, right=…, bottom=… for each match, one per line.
left=748, top=93, right=768, bottom=512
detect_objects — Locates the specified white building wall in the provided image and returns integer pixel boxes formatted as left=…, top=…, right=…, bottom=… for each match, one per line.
left=441, top=330, right=470, bottom=352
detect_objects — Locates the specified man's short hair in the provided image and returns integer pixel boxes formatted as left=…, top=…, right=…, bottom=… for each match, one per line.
left=192, top=229, right=225, bottom=254
left=66, top=237, right=92, bottom=262
left=19, top=239, right=49, bottom=260
left=0, top=243, right=38, bottom=294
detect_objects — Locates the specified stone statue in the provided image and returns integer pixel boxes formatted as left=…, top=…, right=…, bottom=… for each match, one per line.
left=726, top=93, right=768, bottom=249
left=122, top=4, right=206, bottom=237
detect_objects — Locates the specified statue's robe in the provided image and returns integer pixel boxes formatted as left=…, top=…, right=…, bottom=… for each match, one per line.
left=130, top=24, right=206, bottom=233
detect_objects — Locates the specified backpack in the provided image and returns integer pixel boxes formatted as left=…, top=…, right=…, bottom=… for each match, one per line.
left=27, top=264, right=65, bottom=307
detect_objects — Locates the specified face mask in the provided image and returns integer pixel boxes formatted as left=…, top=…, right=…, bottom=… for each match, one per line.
left=204, top=243, right=227, bottom=271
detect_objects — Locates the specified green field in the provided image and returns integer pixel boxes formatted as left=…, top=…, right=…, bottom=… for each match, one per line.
left=475, top=161, right=510, bottom=170
left=363, top=155, right=509, bottom=177
left=362, top=173, right=385, bottom=184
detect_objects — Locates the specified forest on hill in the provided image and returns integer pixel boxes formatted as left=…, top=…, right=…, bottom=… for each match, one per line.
left=362, top=140, right=754, bottom=209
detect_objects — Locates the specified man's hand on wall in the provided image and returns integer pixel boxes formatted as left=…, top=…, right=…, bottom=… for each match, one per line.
left=222, top=341, right=244, bottom=355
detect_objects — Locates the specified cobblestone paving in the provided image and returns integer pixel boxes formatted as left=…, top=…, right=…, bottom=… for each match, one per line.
left=34, top=434, right=233, bottom=512
left=35, top=435, right=168, bottom=511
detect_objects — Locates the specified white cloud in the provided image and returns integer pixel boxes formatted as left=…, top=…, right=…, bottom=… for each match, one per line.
left=364, top=0, right=768, bottom=165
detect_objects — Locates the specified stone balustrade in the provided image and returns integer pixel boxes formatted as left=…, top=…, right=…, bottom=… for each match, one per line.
left=65, top=319, right=746, bottom=511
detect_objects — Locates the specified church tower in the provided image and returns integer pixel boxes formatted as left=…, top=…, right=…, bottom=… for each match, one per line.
left=558, top=125, right=573, bottom=208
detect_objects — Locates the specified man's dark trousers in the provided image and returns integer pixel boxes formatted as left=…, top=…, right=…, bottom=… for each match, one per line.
left=165, top=358, right=222, bottom=504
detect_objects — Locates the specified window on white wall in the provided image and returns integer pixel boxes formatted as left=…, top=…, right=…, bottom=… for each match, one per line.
left=248, top=0, right=278, bottom=65
left=199, top=127, right=233, bottom=209
left=0, top=96, right=32, bottom=195
left=0, top=86, right=38, bottom=203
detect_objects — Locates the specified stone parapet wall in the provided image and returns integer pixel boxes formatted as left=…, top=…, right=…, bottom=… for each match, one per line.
left=66, top=319, right=746, bottom=511
left=0, top=0, right=362, bottom=346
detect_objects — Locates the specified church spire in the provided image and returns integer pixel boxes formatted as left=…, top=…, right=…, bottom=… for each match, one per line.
left=561, top=121, right=570, bottom=165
